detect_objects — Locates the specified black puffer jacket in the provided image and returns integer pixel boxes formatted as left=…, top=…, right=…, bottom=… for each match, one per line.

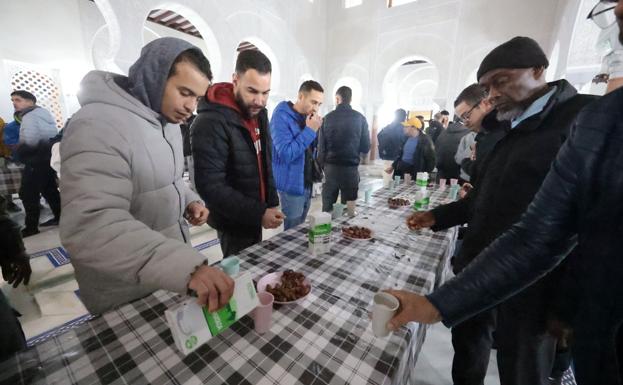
left=318, top=104, right=370, bottom=167
left=426, top=120, right=444, bottom=144
left=191, top=99, right=279, bottom=236
left=431, top=80, right=596, bottom=273
left=426, top=84, right=623, bottom=333
left=434, top=122, right=469, bottom=179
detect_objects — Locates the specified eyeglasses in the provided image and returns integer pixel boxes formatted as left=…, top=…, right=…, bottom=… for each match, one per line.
left=587, top=0, right=618, bottom=29
left=457, top=100, right=481, bottom=125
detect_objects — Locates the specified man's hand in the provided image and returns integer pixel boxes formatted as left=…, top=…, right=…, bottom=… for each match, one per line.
left=384, top=167, right=394, bottom=174
left=384, top=289, right=442, bottom=330
left=1, top=251, right=32, bottom=288
left=470, top=144, right=477, bottom=161
left=547, top=318, right=573, bottom=350
left=459, top=183, right=473, bottom=199
left=306, top=113, right=323, bottom=132
left=188, top=265, right=235, bottom=312
left=262, top=207, right=285, bottom=229
left=185, top=201, right=209, bottom=226
left=406, top=211, right=435, bottom=230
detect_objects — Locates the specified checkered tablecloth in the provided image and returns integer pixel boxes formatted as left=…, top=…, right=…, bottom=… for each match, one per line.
left=0, top=182, right=458, bottom=385
left=0, top=163, right=22, bottom=195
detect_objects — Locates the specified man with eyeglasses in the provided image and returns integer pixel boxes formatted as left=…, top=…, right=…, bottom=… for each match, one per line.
left=403, top=36, right=596, bottom=385
left=453, top=84, right=509, bottom=184
left=388, top=3, right=623, bottom=385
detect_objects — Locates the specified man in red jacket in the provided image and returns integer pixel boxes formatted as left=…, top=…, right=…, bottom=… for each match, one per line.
left=192, top=50, right=284, bottom=257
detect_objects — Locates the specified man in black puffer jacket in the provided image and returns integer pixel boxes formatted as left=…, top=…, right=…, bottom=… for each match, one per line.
left=318, top=86, right=370, bottom=212
left=385, top=9, right=623, bottom=384
left=434, top=120, right=469, bottom=181
left=403, top=37, right=597, bottom=385
left=192, top=50, right=282, bottom=257
left=392, top=83, right=623, bottom=385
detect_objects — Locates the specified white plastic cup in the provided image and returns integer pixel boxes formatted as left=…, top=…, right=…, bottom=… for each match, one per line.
left=371, top=292, right=400, bottom=338
left=404, top=174, right=412, bottom=185
left=252, top=292, right=274, bottom=334
left=347, top=201, right=356, bottom=217
left=450, top=178, right=458, bottom=186
left=364, top=190, right=372, bottom=203
left=332, top=203, right=345, bottom=220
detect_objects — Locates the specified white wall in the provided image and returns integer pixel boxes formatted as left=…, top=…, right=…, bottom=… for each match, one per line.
left=324, top=0, right=573, bottom=122
left=0, top=0, right=585, bottom=127
left=0, top=0, right=329, bottom=122
left=0, top=0, right=93, bottom=122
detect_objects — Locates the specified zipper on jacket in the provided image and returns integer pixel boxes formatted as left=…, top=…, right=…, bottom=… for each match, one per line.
left=161, top=124, right=187, bottom=243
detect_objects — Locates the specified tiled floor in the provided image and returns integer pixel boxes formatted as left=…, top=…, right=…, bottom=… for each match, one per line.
left=1, top=161, right=501, bottom=383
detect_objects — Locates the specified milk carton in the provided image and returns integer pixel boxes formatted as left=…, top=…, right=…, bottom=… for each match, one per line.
left=413, top=187, right=430, bottom=211
left=308, top=211, right=332, bottom=254
left=165, top=272, right=259, bottom=355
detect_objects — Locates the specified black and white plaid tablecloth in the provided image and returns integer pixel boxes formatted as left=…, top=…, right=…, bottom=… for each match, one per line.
left=0, top=182, right=457, bottom=385
left=0, top=164, right=22, bottom=195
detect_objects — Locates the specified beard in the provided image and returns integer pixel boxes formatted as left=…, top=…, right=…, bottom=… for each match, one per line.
left=496, top=106, right=525, bottom=121
left=234, top=90, right=261, bottom=119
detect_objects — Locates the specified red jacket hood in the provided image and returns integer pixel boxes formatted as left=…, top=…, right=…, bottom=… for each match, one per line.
left=206, top=82, right=242, bottom=114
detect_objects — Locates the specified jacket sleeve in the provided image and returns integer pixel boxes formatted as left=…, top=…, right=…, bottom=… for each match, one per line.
left=427, top=120, right=585, bottom=327
left=359, top=117, right=371, bottom=154
left=264, top=119, right=280, bottom=209
left=317, top=124, right=327, bottom=168
left=270, top=113, right=316, bottom=164
left=192, top=116, right=268, bottom=226
left=430, top=193, right=472, bottom=231
left=424, top=136, right=436, bottom=172
left=460, top=158, right=475, bottom=178
left=18, top=113, right=39, bottom=146
left=0, top=196, right=25, bottom=260
left=59, top=119, right=205, bottom=295
left=184, top=186, right=202, bottom=208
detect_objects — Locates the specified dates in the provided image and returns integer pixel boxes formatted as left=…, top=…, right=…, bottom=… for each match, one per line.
left=265, top=270, right=311, bottom=302
left=388, top=197, right=410, bottom=208
left=342, top=226, right=372, bottom=239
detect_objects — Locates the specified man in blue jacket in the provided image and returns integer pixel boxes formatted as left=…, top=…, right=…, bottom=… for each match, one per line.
left=271, top=81, right=324, bottom=230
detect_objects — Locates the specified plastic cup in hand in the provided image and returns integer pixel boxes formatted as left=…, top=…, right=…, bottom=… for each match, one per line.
left=347, top=200, right=356, bottom=217
left=221, top=257, right=240, bottom=277
left=450, top=178, right=458, bottom=186
left=371, top=292, right=400, bottom=338
left=252, top=292, right=274, bottom=334
left=332, top=203, right=345, bottom=220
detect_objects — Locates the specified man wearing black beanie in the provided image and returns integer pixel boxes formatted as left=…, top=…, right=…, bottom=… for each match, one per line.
left=403, top=36, right=597, bottom=385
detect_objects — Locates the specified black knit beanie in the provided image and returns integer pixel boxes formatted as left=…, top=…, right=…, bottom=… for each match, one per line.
left=477, top=37, right=549, bottom=81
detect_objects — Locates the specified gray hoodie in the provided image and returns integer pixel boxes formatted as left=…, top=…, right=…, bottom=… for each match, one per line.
left=60, top=37, right=205, bottom=314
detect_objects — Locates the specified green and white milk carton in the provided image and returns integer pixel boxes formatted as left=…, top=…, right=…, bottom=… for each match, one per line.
left=308, top=211, right=332, bottom=254
left=165, top=272, right=259, bottom=355
left=413, top=172, right=430, bottom=211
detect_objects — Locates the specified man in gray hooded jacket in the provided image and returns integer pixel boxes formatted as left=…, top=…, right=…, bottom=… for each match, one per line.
left=60, top=37, right=234, bottom=314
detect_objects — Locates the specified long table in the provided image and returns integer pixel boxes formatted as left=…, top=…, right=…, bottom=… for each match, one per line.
left=0, top=182, right=457, bottom=385
left=0, top=162, right=22, bottom=196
